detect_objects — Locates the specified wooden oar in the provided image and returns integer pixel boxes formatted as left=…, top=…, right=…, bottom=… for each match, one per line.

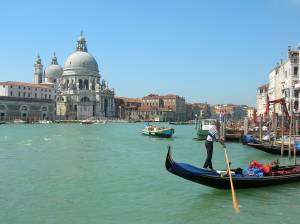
left=222, top=144, right=240, bottom=213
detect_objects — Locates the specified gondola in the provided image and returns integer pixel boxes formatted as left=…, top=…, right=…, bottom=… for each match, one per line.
left=165, top=147, right=300, bottom=189
left=246, top=142, right=300, bottom=156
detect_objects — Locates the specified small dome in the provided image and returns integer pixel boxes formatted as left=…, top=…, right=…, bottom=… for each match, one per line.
left=64, top=51, right=99, bottom=72
left=45, top=64, right=63, bottom=78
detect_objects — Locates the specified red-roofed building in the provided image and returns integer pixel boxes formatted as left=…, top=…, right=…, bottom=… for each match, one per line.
left=138, top=94, right=186, bottom=121
left=0, top=81, right=56, bottom=121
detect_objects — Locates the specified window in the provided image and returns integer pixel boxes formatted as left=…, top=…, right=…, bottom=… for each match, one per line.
left=294, top=67, right=298, bottom=76
left=18, top=86, right=20, bottom=89
left=23, top=92, right=25, bottom=97
left=45, top=94, right=47, bottom=99
left=45, top=89, right=47, bottom=92
left=10, top=92, right=13, bottom=96
left=3, top=85, right=5, bottom=88
left=10, top=86, right=12, bottom=88
left=28, top=87, right=31, bottom=90
left=18, top=92, right=20, bottom=97
left=35, top=93, right=37, bottom=98
left=28, top=93, right=30, bottom=97
left=23, top=87, right=25, bottom=90
left=49, top=95, right=51, bottom=99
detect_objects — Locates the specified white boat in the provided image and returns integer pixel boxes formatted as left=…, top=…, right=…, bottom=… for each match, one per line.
left=38, top=120, right=52, bottom=124
left=14, top=119, right=26, bottom=124
left=81, top=119, right=95, bottom=124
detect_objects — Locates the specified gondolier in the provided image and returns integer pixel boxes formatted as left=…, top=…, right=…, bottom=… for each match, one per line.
left=203, top=121, right=224, bottom=170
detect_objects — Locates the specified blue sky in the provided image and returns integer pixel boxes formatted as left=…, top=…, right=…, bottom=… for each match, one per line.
left=1, top=0, right=300, bottom=106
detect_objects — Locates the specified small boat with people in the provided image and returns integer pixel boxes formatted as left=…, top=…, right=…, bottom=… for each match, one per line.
left=165, top=146, right=300, bottom=189
left=142, top=125, right=174, bottom=138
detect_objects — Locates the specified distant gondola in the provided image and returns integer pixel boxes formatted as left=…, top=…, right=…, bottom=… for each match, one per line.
left=165, top=147, right=300, bottom=189
left=246, top=142, right=300, bottom=156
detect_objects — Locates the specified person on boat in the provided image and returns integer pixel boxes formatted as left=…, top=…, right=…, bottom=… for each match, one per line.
left=203, top=121, right=225, bottom=170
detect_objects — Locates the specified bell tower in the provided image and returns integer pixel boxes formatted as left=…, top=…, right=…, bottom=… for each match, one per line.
left=34, top=54, right=43, bottom=84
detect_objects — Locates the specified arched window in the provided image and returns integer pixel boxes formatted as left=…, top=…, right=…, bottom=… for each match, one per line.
left=0, top=104, right=7, bottom=111
left=21, top=105, right=28, bottom=111
left=79, top=79, right=83, bottom=90
left=80, top=96, right=90, bottom=102
left=84, top=80, right=89, bottom=90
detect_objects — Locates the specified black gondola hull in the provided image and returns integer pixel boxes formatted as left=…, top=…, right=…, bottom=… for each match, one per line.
left=246, top=143, right=300, bottom=156
left=165, top=148, right=300, bottom=189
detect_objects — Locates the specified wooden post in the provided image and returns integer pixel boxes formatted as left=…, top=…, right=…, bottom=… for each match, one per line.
left=244, top=118, right=248, bottom=135
left=288, top=112, right=293, bottom=160
left=220, top=121, right=223, bottom=138
left=273, top=113, right=277, bottom=146
left=293, top=116, right=297, bottom=165
left=259, top=116, right=262, bottom=142
left=223, top=121, right=226, bottom=142
left=281, top=106, right=284, bottom=157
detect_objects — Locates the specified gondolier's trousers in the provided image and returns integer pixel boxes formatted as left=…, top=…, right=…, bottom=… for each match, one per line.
left=204, top=140, right=214, bottom=169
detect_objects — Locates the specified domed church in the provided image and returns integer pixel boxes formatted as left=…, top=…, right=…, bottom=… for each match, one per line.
left=35, top=32, right=115, bottom=120
left=57, top=32, right=115, bottom=119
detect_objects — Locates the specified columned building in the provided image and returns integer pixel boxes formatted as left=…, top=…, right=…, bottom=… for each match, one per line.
left=56, top=33, right=115, bottom=120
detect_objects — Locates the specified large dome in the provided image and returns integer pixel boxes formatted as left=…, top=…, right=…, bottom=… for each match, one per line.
left=45, top=64, right=63, bottom=78
left=64, top=51, right=99, bottom=72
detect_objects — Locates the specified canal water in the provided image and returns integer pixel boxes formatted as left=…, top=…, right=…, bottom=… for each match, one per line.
left=0, top=123, right=300, bottom=224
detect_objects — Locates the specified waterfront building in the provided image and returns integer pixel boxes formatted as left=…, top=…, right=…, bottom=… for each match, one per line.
left=258, top=44, right=300, bottom=117
left=0, top=32, right=116, bottom=121
left=0, top=81, right=55, bottom=121
left=246, top=107, right=256, bottom=122
left=211, top=104, right=249, bottom=121
left=256, top=84, right=268, bottom=116
left=189, top=103, right=211, bottom=120
left=138, top=94, right=186, bottom=121
left=54, top=33, right=115, bottom=120
left=115, top=97, right=142, bottom=120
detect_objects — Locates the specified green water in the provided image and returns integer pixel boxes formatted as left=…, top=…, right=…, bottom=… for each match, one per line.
left=0, top=123, right=300, bottom=224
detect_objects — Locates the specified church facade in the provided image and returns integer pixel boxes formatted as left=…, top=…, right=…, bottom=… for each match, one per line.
left=34, top=33, right=115, bottom=120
